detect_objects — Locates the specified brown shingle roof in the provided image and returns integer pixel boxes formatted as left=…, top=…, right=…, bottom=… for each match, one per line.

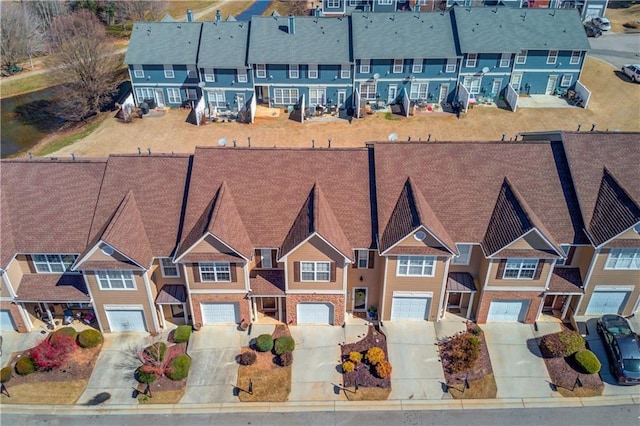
left=180, top=252, right=244, bottom=263
left=15, top=273, right=90, bottom=302
left=380, top=177, right=456, bottom=254
left=0, top=189, right=16, bottom=269
left=180, top=148, right=373, bottom=258
left=548, top=267, right=583, bottom=293
left=77, top=260, right=143, bottom=270
left=249, top=270, right=285, bottom=296
left=562, top=132, right=640, bottom=246
left=0, top=159, right=107, bottom=269
left=374, top=142, right=579, bottom=254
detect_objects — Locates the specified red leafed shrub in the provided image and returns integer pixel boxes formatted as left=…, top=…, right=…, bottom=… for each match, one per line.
left=30, top=334, right=77, bottom=370
left=439, top=331, right=480, bottom=374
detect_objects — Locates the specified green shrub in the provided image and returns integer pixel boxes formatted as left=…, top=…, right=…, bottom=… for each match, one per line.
left=52, top=326, right=78, bottom=342
left=469, top=325, right=483, bottom=336
left=255, top=334, right=274, bottom=352
left=278, top=351, right=293, bottom=367
left=365, top=347, right=385, bottom=365
left=166, top=354, right=191, bottom=381
left=574, top=350, right=601, bottom=374
left=136, top=366, right=157, bottom=384
left=78, top=329, right=104, bottom=348
left=349, top=351, right=363, bottom=363
left=342, top=360, right=355, bottom=373
left=145, top=342, right=167, bottom=361
left=557, top=330, right=584, bottom=356
left=0, top=366, right=12, bottom=383
left=15, top=356, right=36, bottom=376
left=238, top=351, right=257, bottom=366
left=173, top=325, right=192, bottom=344
left=375, top=360, right=393, bottom=379
left=274, top=335, right=295, bottom=355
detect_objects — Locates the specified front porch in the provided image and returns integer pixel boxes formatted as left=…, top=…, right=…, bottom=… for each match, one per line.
left=442, top=272, right=477, bottom=320
left=249, top=270, right=286, bottom=323
left=541, top=267, right=584, bottom=322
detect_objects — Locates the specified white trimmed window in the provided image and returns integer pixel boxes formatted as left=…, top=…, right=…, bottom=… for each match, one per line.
left=289, top=64, right=299, bottom=79
left=349, top=0, right=358, bottom=5
left=135, top=87, right=154, bottom=103
left=301, top=261, right=330, bottom=281
left=556, top=244, right=571, bottom=266
left=237, top=68, right=248, bottom=83
left=97, top=270, right=135, bottom=290
left=452, top=244, right=472, bottom=265
left=397, top=256, right=435, bottom=277
left=273, top=88, right=298, bottom=104
left=446, top=58, right=456, bottom=73
left=357, top=250, right=369, bottom=269
left=186, top=89, right=197, bottom=100
left=308, top=64, right=318, bottom=79
left=360, top=82, right=376, bottom=100
left=187, top=65, right=197, bottom=78
left=605, top=248, right=640, bottom=270
left=409, top=82, right=428, bottom=100
left=499, top=53, right=510, bottom=68
left=260, top=249, right=273, bottom=269
left=570, top=51, right=581, bottom=65
left=341, top=64, right=350, bottom=79
left=199, top=262, right=231, bottom=282
left=560, top=74, right=573, bottom=87
left=547, top=50, right=558, bottom=65
left=463, top=76, right=482, bottom=94
left=466, top=53, right=477, bottom=68
left=164, top=65, right=174, bottom=78
left=360, top=59, right=370, bottom=74
left=209, top=89, right=225, bottom=106
left=160, top=258, right=179, bottom=277
left=393, top=59, right=403, bottom=73
left=503, top=258, right=538, bottom=279
left=309, top=88, right=326, bottom=105
left=511, top=72, right=523, bottom=90
left=33, top=254, right=76, bottom=273
left=379, top=0, right=392, bottom=4
left=412, top=59, right=423, bottom=73
left=133, top=65, right=144, bottom=78
left=515, top=49, right=527, bottom=65
left=256, top=64, right=267, bottom=78
left=328, top=0, right=340, bottom=7
left=204, top=68, right=215, bottom=82
left=167, top=88, right=181, bottom=104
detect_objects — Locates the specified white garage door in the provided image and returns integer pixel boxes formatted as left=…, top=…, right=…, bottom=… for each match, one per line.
left=297, top=303, right=333, bottom=324
left=585, top=291, right=629, bottom=315
left=0, top=309, right=16, bottom=331
left=391, top=296, right=431, bottom=321
left=487, top=300, right=528, bottom=322
left=201, top=303, right=239, bottom=324
left=105, top=309, right=147, bottom=332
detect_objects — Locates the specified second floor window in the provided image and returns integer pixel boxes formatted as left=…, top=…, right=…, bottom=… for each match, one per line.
left=570, top=51, right=581, bottom=65
left=341, top=64, right=350, bottom=79
left=466, top=53, right=477, bottom=68
left=499, top=53, right=510, bottom=68
left=160, top=258, right=179, bottom=277
left=301, top=261, right=330, bottom=281
left=547, top=50, right=558, bottom=65
left=259, top=249, right=273, bottom=269
left=97, top=270, right=135, bottom=290
left=605, top=248, right=640, bottom=270
left=133, top=65, right=144, bottom=78
left=164, top=65, right=174, bottom=78
left=237, top=69, right=248, bottom=83
left=199, top=262, right=231, bottom=282
left=360, top=59, right=370, bottom=74
left=256, top=64, right=267, bottom=78
left=452, top=244, right=472, bottom=265
left=204, top=68, right=215, bottom=82
left=357, top=250, right=369, bottom=269
left=393, top=59, right=403, bottom=73
left=187, top=65, right=197, bottom=78
left=503, top=258, right=538, bottom=279
left=308, top=64, right=318, bottom=79
left=515, top=50, right=527, bottom=65
left=412, top=59, right=423, bottom=73
left=397, top=256, right=435, bottom=277
left=33, top=254, right=76, bottom=273
left=446, top=58, right=456, bottom=73
left=289, top=64, right=299, bottom=79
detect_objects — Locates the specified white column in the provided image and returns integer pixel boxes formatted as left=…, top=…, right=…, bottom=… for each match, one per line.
left=466, top=292, right=475, bottom=320
left=158, top=305, right=166, bottom=329
left=561, top=296, right=571, bottom=320
left=182, top=303, right=188, bottom=324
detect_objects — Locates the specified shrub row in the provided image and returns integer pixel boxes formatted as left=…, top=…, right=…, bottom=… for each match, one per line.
left=574, top=350, right=601, bottom=374
left=172, top=325, right=192, bottom=344
left=166, top=354, right=191, bottom=381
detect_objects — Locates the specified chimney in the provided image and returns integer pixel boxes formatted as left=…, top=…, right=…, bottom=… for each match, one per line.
left=288, top=14, right=295, bottom=34
left=186, top=9, right=194, bottom=22
left=216, top=10, right=222, bottom=22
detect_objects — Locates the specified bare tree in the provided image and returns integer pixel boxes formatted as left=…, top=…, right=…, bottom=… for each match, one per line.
left=1, top=3, right=46, bottom=73
left=46, top=10, right=120, bottom=121
left=283, top=0, right=311, bottom=16
left=116, top=0, right=168, bottom=22
left=25, top=0, right=69, bottom=31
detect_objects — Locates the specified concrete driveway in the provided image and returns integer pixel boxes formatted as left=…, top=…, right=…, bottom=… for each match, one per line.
left=1, top=330, right=47, bottom=368
left=481, top=323, right=561, bottom=399
left=382, top=321, right=448, bottom=400
left=76, top=332, right=150, bottom=405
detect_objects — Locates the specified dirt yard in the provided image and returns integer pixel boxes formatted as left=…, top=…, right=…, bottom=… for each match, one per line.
left=43, top=57, right=639, bottom=158
left=605, top=4, right=640, bottom=33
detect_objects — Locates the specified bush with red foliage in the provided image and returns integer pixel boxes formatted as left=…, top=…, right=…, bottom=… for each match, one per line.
left=439, top=331, right=480, bottom=374
left=30, top=334, right=77, bottom=370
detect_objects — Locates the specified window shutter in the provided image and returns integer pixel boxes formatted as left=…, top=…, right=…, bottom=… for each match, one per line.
left=230, top=264, right=237, bottom=282
left=330, top=262, right=337, bottom=282
left=193, top=264, right=201, bottom=283
left=368, top=251, right=375, bottom=269
left=495, top=259, right=506, bottom=279
left=533, top=260, right=544, bottom=280
left=352, top=251, right=359, bottom=269
left=565, top=246, right=575, bottom=266
left=293, top=261, right=300, bottom=282
left=271, top=250, right=278, bottom=268
left=255, top=249, right=262, bottom=268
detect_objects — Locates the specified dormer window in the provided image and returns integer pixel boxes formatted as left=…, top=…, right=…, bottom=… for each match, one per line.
left=33, top=254, right=76, bottom=273
left=160, top=258, right=179, bottom=277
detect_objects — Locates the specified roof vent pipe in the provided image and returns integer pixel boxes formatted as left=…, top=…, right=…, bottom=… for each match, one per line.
left=288, top=14, right=295, bottom=34
left=216, top=10, right=222, bottom=22
left=186, top=9, right=194, bottom=22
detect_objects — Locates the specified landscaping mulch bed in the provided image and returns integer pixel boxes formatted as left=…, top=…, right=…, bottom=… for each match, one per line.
left=341, top=325, right=391, bottom=390
left=137, top=341, right=188, bottom=404
left=438, top=324, right=497, bottom=399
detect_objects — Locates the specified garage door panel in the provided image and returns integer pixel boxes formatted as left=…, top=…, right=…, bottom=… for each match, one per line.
left=391, top=297, right=431, bottom=321
left=201, top=303, right=239, bottom=324
left=106, top=309, right=146, bottom=332
left=585, top=291, right=629, bottom=315
left=487, top=300, right=528, bottom=322
left=0, top=310, right=17, bottom=331
left=297, top=303, right=332, bottom=324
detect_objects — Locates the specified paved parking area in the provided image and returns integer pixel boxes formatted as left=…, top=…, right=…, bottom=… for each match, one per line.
left=0, top=330, right=45, bottom=368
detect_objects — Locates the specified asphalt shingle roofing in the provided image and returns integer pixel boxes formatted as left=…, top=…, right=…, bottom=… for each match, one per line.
left=351, top=11, right=458, bottom=59
left=453, top=7, right=590, bottom=53
left=125, top=22, right=202, bottom=65
left=198, top=21, right=249, bottom=68
left=248, top=16, right=351, bottom=64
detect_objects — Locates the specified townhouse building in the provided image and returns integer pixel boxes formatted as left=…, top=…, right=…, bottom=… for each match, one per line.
left=2, top=132, right=637, bottom=333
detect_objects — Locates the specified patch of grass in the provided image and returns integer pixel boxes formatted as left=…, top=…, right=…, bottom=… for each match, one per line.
left=137, top=388, right=185, bottom=404
left=447, top=374, right=498, bottom=399
left=34, top=113, right=110, bottom=157
left=344, top=386, right=390, bottom=401
left=556, top=384, right=603, bottom=398
left=237, top=364, right=291, bottom=402
left=384, top=112, right=400, bottom=121
left=0, top=380, right=88, bottom=404
left=0, top=74, right=57, bottom=99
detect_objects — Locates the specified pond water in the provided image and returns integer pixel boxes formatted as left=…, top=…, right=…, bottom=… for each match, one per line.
left=1, top=87, right=62, bottom=158
left=236, top=0, right=273, bottom=21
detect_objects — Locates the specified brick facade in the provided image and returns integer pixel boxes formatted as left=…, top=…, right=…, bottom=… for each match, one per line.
left=190, top=293, right=251, bottom=327
left=0, top=301, right=29, bottom=333
left=476, top=290, right=544, bottom=324
left=285, top=294, right=345, bottom=326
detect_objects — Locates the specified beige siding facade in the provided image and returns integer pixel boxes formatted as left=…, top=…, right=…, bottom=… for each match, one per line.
left=346, top=251, right=383, bottom=313
left=286, top=236, right=345, bottom=292
left=186, top=261, right=247, bottom=291
left=485, top=259, right=551, bottom=289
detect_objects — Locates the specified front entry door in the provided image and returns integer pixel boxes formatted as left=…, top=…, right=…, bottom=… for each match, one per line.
left=438, top=84, right=449, bottom=103
left=353, top=288, right=368, bottom=311
left=388, top=85, right=397, bottom=104
left=154, top=89, right=165, bottom=107
left=337, top=90, right=346, bottom=107
left=236, top=94, right=246, bottom=110
left=545, top=76, right=558, bottom=95
left=491, top=79, right=502, bottom=97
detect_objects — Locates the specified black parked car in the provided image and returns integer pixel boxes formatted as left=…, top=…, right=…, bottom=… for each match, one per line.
left=584, top=23, right=602, bottom=38
left=596, top=315, right=640, bottom=385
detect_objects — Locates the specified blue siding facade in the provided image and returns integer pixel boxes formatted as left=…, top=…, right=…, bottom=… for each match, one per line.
left=200, top=67, right=254, bottom=111
left=129, top=64, right=201, bottom=107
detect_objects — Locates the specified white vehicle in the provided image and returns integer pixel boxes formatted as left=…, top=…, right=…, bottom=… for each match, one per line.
left=591, top=17, right=611, bottom=31
left=621, top=64, right=640, bottom=83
